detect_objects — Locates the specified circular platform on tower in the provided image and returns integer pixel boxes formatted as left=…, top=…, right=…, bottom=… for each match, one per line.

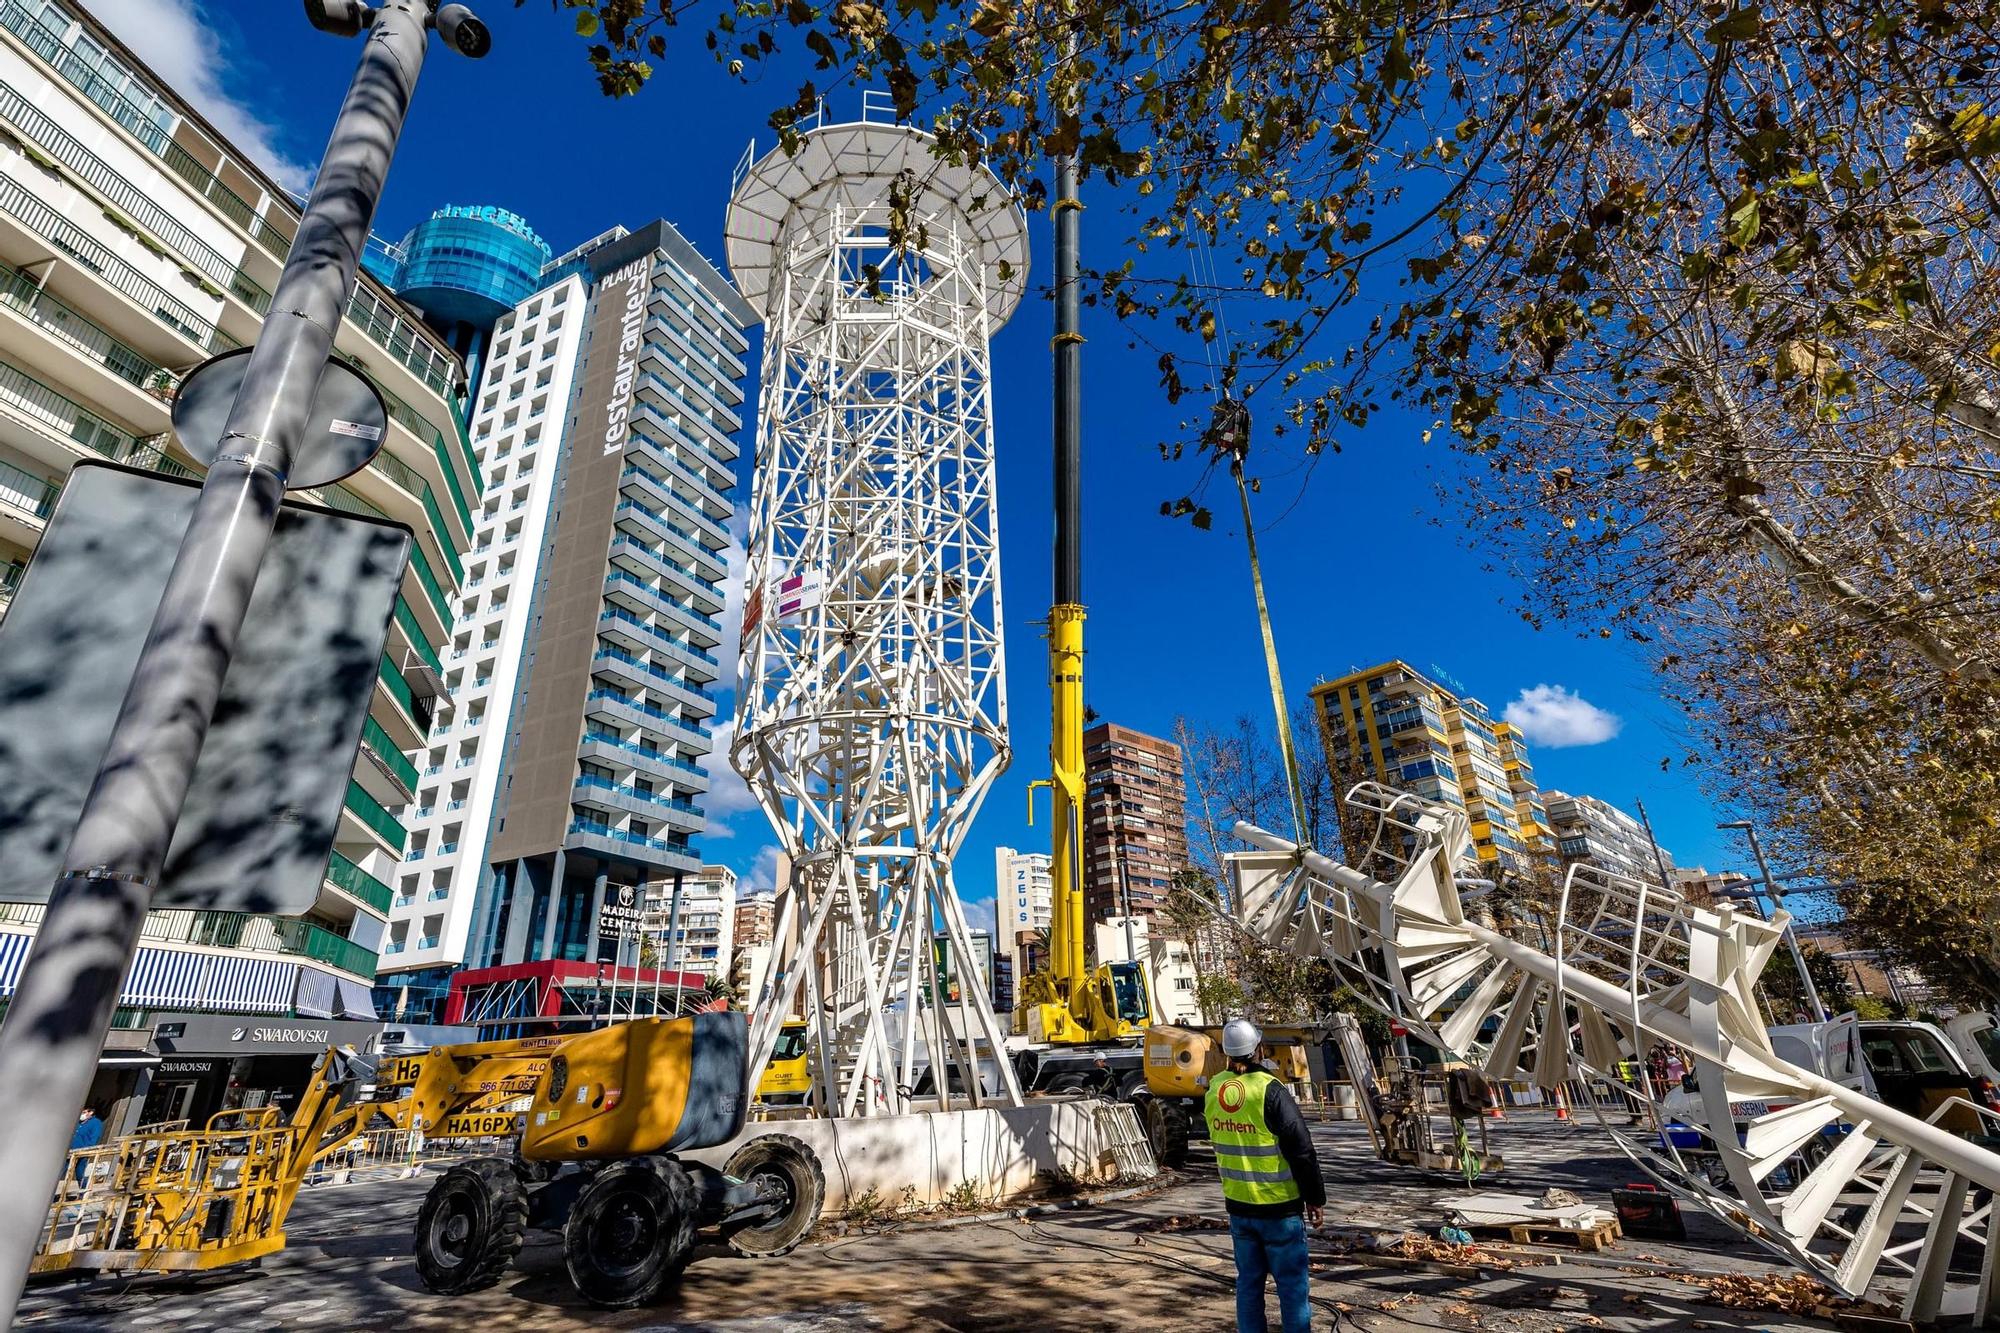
left=724, top=107, right=1029, bottom=329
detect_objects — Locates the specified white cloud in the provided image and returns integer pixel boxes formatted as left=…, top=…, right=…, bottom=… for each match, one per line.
left=739, top=844, right=785, bottom=895
left=698, top=717, right=760, bottom=838
left=1503, top=684, right=1623, bottom=748
left=959, top=891, right=997, bottom=941
left=85, top=0, right=311, bottom=191
left=716, top=505, right=750, bottom=695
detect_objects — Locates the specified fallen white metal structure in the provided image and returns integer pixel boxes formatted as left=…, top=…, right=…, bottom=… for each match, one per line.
left=724, top=100, right=1027, bottom=1117
left=1234, top=782, right=2000, bottom=1321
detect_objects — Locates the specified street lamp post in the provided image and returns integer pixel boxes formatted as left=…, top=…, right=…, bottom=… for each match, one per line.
left=1719, top=819, right=1828, bottom=1022
left=0, top=3, right=485, bottom=1316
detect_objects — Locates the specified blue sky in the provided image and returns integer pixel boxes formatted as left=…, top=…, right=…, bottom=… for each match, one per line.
left=108, top=0, right=1758, bottom=920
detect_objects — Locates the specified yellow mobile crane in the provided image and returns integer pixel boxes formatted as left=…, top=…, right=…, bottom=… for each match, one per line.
left=1010, top=136, right=1154, bottom=1098
left=34, top=1013, right=822, bottom=1309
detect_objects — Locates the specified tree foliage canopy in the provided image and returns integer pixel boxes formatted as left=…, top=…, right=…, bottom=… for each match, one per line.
left=540, top=0, right=2000, bottom=996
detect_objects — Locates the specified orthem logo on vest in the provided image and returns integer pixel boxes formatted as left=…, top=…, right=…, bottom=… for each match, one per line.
left=1218, top=1079, right=1246, bottom=1113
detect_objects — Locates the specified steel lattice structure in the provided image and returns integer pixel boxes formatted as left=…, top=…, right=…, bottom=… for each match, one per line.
left=723, top=106, right=1028, bottom=1116
left=1233, top=783, right=2000, bottom=1321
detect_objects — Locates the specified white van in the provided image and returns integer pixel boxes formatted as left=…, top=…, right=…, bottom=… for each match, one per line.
left=1660, top=1015, right=1994, bottom=1154
left=1944, top=1012, right=2000, bottom=1086
left=1770, top=1015, right=1995, bottom=1134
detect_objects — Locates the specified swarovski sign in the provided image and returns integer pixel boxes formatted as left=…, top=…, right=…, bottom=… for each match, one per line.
left=599, top=258, right=650, bottom=456
left=233, top=1025, right=330, bottom=1044
left=152, top=1012, right=380, bottom=1055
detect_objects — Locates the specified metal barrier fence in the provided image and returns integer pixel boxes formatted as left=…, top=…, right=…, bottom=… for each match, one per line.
left=304, top=1126, right=518, bottom=1188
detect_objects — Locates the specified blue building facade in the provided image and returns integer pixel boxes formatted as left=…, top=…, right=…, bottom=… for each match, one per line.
left=369, top=205, right=552, bottom=406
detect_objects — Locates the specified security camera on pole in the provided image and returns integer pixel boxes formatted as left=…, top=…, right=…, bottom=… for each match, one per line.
left=0, top=2, right=485, bottom=1317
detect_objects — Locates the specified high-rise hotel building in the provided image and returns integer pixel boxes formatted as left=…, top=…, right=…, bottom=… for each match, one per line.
left=0, top=0, right=471, bottom=1050
left=375, top=221, right=754, bottom=1016
left=1310, top=661, right=1554, bottom=869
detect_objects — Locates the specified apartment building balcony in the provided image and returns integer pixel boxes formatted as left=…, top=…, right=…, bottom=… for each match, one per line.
left=583, top=688, right=712, bottom=752
left=637, top=343, right=742, bottom=434
left=578, top=730, right=712, bottom=792
left=342, top=779, right=407, bottom=857
left=589, top=647, right=717, bottom=715
left=0, top=451, right=54, bottom=547
left=625, top=428, right=732, bottom=532
left=614, top=481, right=728, bottom=581
left=603, top=569, right=723, bottom=651
left=607, top=531, right=725, bottom=617
left=324, top=848, right=393, bottom=916
left=597, top=608, right=721, bottom=684
left=646, top=275, right=750, bottom=356
left=642, top=311, right=746, bottom=397
left=0, top=0, right=466, bottom=402
left=565, top=818, right=701, bottom=873
left=0, top=901, right=378, bottom=981
left=629, top=395, right=736, bottom=485
left=571, top=773, right=705, bottom=831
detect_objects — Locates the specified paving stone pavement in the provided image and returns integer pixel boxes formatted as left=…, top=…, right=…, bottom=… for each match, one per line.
left=17, top=1115, right=1858, bottom=1331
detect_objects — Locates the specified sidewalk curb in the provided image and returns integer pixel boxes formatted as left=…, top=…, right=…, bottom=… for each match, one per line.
left=816, top=1172, right=1179, bottom=1241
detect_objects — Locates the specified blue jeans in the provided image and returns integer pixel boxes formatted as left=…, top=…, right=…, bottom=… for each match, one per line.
left=1229, top=1211, right=1311, bottom=1333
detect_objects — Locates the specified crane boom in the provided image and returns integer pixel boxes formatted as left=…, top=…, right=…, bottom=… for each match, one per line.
left=1015, top=133, right=1148, bottom=1047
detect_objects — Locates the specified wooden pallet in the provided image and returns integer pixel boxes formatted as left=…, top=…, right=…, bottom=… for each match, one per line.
left=1458, top=1217, right=1622, bottom=1251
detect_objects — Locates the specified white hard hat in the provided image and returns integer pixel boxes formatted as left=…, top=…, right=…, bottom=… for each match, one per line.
left=1221, top=1017, right=1262, bottom=1058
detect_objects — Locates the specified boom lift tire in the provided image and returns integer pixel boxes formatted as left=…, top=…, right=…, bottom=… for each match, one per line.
left=412, top=1157, right=528, bottom=1294
left=564, top=1155, right=698, bottom=1308
left=721, top=1134, right=826, bottom=1258
left=1143, top=1097, right=1191, bottom=1168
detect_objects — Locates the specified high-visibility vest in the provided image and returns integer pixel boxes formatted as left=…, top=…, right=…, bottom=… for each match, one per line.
left=1204, top=1069, right=1300, bottom=1208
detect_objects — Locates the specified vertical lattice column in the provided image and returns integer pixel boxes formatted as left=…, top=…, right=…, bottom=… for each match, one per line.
left=724, top=116, right=1028, bottom=1115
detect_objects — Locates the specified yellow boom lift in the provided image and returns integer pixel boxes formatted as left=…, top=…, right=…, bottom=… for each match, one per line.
left=34, top=1013, right=822, bottom=1309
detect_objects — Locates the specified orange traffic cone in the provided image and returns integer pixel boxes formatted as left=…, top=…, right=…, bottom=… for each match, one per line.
left=1553, top=1087, right=1572, bottom=1123
left=1484, top=1086, right=1506, bottom=1120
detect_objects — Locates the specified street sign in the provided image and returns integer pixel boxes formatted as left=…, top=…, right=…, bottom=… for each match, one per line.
left=172, top=348, right=388, bottom=490
left=0, top=463, right=410, bottom=912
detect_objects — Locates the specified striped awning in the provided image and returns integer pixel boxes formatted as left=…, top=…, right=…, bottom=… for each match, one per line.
left=121, top=947, right=298, bottom=1014
left=0, top=931, right=32, bottom=991
left=0, top=932, right=298, bottom=1014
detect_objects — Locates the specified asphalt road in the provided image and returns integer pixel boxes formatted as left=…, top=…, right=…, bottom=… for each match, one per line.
left=17, top=1115, right=1857, bottom=1331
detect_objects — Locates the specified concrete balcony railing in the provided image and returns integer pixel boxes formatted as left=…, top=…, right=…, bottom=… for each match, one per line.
left=325, top=849, right=393, bottom=915
left=0, top=353, right=138, bottom=461
left=0, top=262, right=173, bottom=392
left=344, top=779, right=407, bottom=854
left=0, top=0, right=463, bottom=400
left=0, top=453, right=56, bottom=519
left=0, top=171, right=231, bottom=356
left=0, top=901, right=378, bottom=979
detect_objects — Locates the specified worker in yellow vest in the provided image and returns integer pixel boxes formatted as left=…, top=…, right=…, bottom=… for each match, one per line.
left=1205, top=1017, right=1325, bottom=1332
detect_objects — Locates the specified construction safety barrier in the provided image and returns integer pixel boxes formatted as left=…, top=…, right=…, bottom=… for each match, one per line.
left=304, top=1127, right=517, bottom=1188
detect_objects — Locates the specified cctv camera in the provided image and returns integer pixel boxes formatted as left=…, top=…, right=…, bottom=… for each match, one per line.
left=303, top=0, right=374, bottom=37
left=434, top=4, right=491, bottom=58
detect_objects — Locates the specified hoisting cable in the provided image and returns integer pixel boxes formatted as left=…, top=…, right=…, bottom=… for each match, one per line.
left=1205, top=397, right=1310, bottom=847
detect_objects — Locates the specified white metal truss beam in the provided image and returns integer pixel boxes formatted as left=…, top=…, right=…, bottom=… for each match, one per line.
left=1234, top=781, right=2000, bottom=1316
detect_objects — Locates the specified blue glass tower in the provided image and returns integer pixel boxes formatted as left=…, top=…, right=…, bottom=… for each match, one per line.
left=375, top=206, right=553, bottom=409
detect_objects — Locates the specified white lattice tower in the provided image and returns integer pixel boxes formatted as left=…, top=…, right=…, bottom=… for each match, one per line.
left=1233, top=783, right=2000, bottom=1321
left=724, top=109, right=1028, bottom=1116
